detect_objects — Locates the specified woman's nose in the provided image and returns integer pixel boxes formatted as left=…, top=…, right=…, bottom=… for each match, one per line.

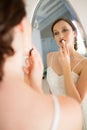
left=59, top=32, right=64, bottom=39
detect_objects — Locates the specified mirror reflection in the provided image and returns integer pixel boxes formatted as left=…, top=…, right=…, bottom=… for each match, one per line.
left=32, top=0, right=87, bottom=77
left=32, top=0, right=87, bottom=129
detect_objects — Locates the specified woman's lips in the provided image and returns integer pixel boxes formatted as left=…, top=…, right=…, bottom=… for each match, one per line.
left=60, top=39, right=65, bottom=44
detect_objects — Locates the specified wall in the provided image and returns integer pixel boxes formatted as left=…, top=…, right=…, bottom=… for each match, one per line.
left=67, top=0, right=87, bottom=35
left=26, top=0, right=39, bottom=23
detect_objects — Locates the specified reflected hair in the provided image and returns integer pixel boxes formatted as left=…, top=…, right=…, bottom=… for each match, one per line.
left=51, top=17, right=78, bottom=51
left=0, top=0, right=26, bottom=81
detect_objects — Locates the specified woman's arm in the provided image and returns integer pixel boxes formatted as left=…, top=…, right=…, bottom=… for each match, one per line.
left=24, top=45, right=44, bottom=94
left=63, top=65, right=81, bottom=102
left=59, top=43, right=87, bottom=103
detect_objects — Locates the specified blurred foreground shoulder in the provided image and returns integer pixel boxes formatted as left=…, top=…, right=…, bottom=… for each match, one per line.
left=57, top=96, right=83, bottom=130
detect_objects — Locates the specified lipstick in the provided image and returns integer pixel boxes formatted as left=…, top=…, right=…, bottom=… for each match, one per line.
left=29, top=48, right=33, bottom=56
left=60, top=39, right=65, bottom=44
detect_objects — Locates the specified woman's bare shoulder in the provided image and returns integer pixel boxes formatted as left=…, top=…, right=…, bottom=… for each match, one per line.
left=47, top=52, right=54, bottom=58
left=57, top=96, right=82, bottom=130
left=81, top=57, right=87, bottom=69
left=47, top=52, right=55, bottom=65
left=47, top=51, right=59, bottom=60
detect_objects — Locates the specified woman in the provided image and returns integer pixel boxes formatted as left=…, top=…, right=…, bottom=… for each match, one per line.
left=47, top=18, right=87, bottom=129
left=47, top=18, right=87, bottom=102
left=0, top=1, right=82, bottom=130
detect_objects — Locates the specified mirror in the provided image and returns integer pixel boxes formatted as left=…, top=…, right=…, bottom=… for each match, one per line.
left=32, top=1, right=87, bottom=129
left=32, top=0, right=87, bottom=96
left=32, top=0, right=87, bottom=79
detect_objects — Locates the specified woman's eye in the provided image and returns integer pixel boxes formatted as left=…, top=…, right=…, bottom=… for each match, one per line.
left=54, top=32, right=59, bottom=36
left=62, top=29, right=68, bottom=32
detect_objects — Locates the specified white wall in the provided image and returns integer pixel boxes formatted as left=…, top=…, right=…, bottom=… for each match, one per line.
left=26, top=0, right=39, bottom=23
left=67, top=0, right=87, bottom=35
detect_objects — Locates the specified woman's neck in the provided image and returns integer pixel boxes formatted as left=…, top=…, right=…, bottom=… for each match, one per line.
left=69, top=48, right=77, bottom=57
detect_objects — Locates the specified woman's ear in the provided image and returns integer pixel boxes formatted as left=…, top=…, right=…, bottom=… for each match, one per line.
left=14, top=18, right=25, bottom=33
left=20, top=17, right=33, bottom=52
left=74, top=31, right=77, bottom=37
left=19, top=17, right=28, bottom=32
left=14, top=17, right=33, bottom=53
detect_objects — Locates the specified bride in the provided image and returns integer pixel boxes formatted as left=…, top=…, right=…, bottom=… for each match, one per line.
left=47, top=18, right=87, bottom=129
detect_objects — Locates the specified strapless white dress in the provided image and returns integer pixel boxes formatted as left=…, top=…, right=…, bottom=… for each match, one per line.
left=47, top=67, right=87, bottom=130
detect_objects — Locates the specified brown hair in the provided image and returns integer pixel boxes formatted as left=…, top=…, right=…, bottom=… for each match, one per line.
left=51, top=17, right=78, bottom=50
left=0, top=0, right=26, bottom=81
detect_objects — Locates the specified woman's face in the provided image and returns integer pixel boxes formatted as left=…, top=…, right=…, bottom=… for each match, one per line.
left=53, top=20, right=76, bottom=49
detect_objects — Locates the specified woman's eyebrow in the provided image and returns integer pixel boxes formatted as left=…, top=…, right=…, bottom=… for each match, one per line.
left=53, top=30, right=58, bottom=32
left=62, top=26, right=67, bottom=28
left=53, top=26, right=67, bottom=31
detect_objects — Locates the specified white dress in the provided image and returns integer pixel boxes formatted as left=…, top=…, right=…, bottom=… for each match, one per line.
left=47, top=54, right=87, bottom=130
left=47, top=67, right=79, bottom=96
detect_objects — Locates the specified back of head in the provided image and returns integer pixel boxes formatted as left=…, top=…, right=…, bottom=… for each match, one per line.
left=0, top=0, right=26, bottom=81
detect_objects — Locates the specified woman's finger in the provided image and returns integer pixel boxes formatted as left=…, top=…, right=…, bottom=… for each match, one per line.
left=61, top=42, right=66, bottom=55
left=23, top=66, right=29, bottom=74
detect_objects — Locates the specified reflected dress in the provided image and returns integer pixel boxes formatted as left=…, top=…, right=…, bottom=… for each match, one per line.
left=47, top=55, right=87, bottom=130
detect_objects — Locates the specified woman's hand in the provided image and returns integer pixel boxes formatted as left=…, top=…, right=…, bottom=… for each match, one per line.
left=59, top=41, right=71, bottom=71
left=23, top=45, right=44, bottom=93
